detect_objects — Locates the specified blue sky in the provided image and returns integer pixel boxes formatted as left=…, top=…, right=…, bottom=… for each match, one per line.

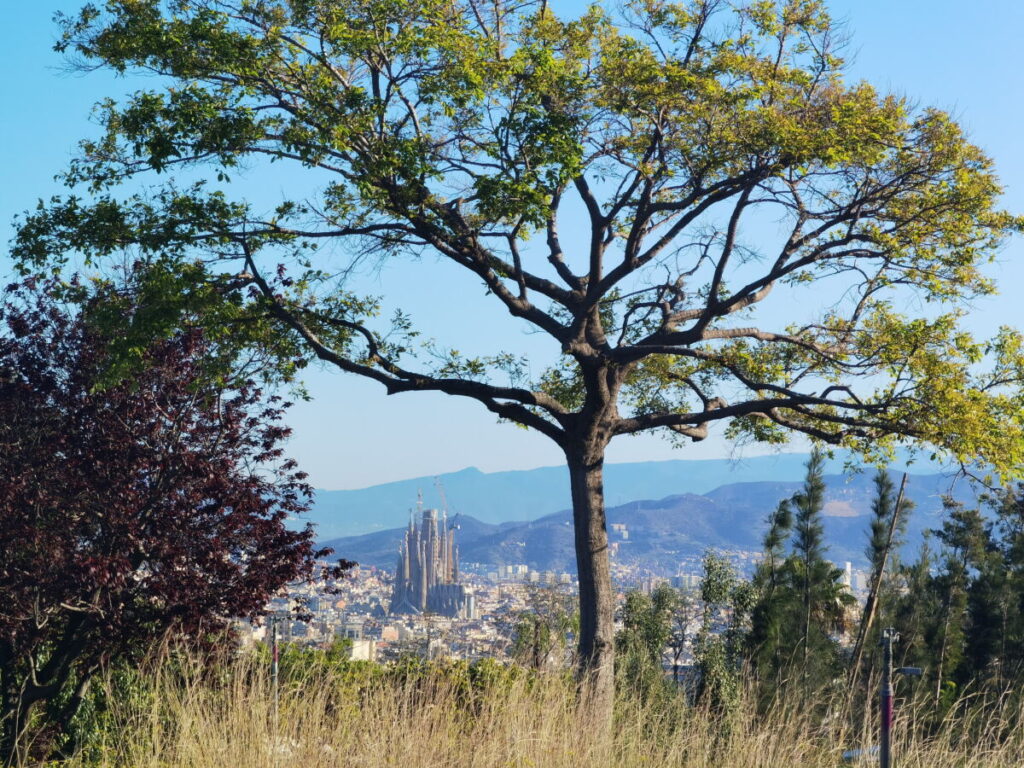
left=3, top=2, right=1023, bottom=489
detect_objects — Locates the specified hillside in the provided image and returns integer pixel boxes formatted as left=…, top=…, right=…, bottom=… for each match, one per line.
left=301, top=450, right=947, bottom=539
left=320, top=470, right=975, bottom=573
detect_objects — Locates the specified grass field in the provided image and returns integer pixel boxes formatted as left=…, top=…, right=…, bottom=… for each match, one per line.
left=50, top=656, right=1024, bottom=768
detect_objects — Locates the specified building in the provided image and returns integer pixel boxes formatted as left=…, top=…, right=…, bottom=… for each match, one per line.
left=390, top=502, right=474, bottom=618
left=349, top=639, right=376, bottom=661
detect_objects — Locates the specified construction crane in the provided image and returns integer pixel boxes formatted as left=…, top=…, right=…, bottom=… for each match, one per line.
left=434, top=476, right=459, bottom=529
left=434, top=476, right=448, bottom=515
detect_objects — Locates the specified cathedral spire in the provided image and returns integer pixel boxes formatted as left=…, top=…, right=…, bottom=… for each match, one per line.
left=389, top=496, right=470, bottom=618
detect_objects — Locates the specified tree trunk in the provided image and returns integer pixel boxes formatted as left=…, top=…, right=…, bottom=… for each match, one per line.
left=567, top=440, right=615, bottom=726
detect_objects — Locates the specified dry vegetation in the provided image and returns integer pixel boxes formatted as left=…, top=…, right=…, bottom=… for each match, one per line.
left=47, top=655, right=1024, bottom=768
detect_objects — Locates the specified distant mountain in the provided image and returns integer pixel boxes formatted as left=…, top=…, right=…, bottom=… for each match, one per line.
left=320, top=470, right=977, bottom=574
left=301, top=450, right=950, bottom=539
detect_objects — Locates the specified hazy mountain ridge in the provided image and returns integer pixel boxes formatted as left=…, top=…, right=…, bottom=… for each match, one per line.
left=303, top=451, right=950, bottom=539
left=319, top=469, right=975, bottom=574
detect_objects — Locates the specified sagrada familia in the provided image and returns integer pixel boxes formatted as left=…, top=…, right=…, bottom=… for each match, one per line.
left=389, top=502, right=474, bottom=618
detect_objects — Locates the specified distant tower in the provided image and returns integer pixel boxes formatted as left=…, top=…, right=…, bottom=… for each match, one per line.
left=389, top=499, right=471, bottom=618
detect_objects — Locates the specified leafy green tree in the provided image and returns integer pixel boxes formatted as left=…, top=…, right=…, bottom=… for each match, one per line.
left=16, top=0, right=1024, bottom=716
left=616, top=583, right=678, bottom=698
left=511, top=585, right=576, bottom=670
left=695, top=552, right=753, bottom=714
left=667, top=587, right=698, bottom=685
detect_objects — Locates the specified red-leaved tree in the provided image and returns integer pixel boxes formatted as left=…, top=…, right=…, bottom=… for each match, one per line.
left=0, top=280, right=337, bottom=765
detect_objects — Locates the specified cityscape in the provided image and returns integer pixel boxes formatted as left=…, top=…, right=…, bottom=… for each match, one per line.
left=246, top=498, right=875, bottom=668
left=5, top=1, right=1023, bottom=766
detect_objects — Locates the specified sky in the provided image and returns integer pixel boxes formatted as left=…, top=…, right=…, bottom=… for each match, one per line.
left=3, top=1, right=1024, bottom=490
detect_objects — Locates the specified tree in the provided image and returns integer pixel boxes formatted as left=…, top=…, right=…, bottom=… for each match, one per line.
left=510, top=584, right=576, bottom=670
left=848, top=469, right=912, bottom=692
left=931, top=499, right=989, bottom=705
left=984, top=488, right=1024, bottom=686
left=890, top=537, right=941, bottom=677
left=16, top=0, right=1024, bottom=717
left=789, top=450, right=852, bottom=689
left=667, top=587, right=698, bottom=685
left=791, top=450, right=827, bottom=672
left=0, top=280, right=337, bottom=765
left=887, top=488, right=1024, bottom=710
left=616, top=583, right=678, bottom=698
left=694, top=552, right=752, bottom=715
left=747, top=497, right=794, bottom=693
left=746, top=451, right=851, bottom=696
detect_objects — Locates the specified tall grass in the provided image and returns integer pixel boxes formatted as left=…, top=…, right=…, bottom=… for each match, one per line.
left=56, top=655, right=1024, bottom=768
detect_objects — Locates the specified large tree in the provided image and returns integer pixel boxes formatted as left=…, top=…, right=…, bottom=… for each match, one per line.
left=15, top=0, right=1024, bottom=716
left=0, top=279, right=336, bottom=765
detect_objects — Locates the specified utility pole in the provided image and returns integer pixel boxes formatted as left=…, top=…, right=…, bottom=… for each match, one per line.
left=879, top=627, right=896, bottom=768
left=879, top=627, right=922, bottom=768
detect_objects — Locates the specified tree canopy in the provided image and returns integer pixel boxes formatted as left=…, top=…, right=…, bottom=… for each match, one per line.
left=13, top=0, right=1024, bottom=716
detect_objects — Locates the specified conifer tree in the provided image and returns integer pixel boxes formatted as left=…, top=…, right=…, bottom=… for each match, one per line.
left=793, top=452, right=825, bottom=666
left=748, top=499, right=795, bottom=693
left=931, top=500, right=989, bottom=706
left=889, top=489, right=1024, bottom=706
left=793, top=451, right=854, bottom=690
left=890, top=537, right=941, bottom=673
left=867, top=471, right=911, bottom=576
left=850, top=470, right=913, bottom=688
left=991, top=489, right=1024, bottom=684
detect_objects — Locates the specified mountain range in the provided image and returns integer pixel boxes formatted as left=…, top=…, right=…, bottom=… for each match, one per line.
left=315, top=463, right=977, bottom=574
left=301, top=450, right=952, bottom=540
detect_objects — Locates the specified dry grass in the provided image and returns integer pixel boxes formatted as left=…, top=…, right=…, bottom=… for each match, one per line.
left=60, top=657, right=1024, bottom=768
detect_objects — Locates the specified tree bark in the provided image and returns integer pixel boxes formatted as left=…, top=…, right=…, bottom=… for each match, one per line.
left=567, top=438, right=615, bottom=726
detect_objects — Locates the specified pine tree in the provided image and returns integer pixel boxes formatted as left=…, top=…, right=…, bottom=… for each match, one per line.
left=793, top=451, right=827, bottom=665
left=867, top=471, right=911, bottom=576
left=790, top=450, right=851, bottom=688
left=891, top=536, right=941, bottom=674
left=748, top=499, right=795, bottom=694
left=992, top=488, right=1024, bottom=685
left=932, top=500, right=989, bottom=706
left=747, top=451, right=852, bottom=698
left=851, top=470, right=913, bottom=688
